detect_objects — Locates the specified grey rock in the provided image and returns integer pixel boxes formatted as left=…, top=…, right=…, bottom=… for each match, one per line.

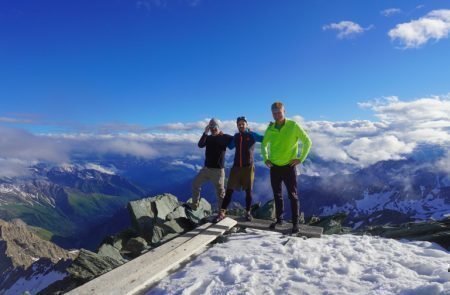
left=67, top=249, right=124, bottom=282
left=166, top=205, right=188, bottom=221
left=184, top=198, right=212, bottom=224
left=128, top=193, right=181, bottom=235
left=150, top=219, right=187, bottom=245
left=124, top=237, right=149, bottom=257
left=253, top=200, right=276, bottom=220
left=97, top=244, right=128, bottom=264
left=310, top=213, right=349, bottom=235
left=360, top=216, right=450, bottom=249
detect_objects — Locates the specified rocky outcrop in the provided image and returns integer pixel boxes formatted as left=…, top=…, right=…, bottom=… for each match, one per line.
left=0, top=219, right=76, bottom=295
left=308, top=213, right=351, bottom=234
left=127, top=193, right=205, bottom=244
left=66, top=249, right=125, bottom=282
left=0, top=219, right=74, bottom=273
left=307, top=212, right=450, bottom=250
left=360, top=216, right=450, bottom=250
left=40, top=194, right=212, bottom=294
left=253, top=200, right=276, bottom=220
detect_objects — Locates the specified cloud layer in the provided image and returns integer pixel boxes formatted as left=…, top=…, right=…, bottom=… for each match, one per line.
left=1, top=95, right=450, bottom=176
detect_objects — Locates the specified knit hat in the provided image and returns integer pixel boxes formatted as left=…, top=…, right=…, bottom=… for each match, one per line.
left=209, top=118, right=219, bottom=128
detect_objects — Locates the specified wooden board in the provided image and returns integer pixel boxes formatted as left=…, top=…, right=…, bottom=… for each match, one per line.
left=228, top=215, right=323, bottom=238
left=67, top=217, right=237, bottom=295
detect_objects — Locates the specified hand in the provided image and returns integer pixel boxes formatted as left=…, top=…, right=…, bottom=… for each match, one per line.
left=204, top=125, right=210, bottom=134
left=290, top=159, right=301, bottom=167
left=265, top=160, right=273, bottom=168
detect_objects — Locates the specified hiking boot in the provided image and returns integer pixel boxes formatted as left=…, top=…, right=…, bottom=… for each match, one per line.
left=213, top=210, right=226, bottom=223
left=245, top=211, right=253, bottom=222
left=269, top=219, right=285, bottom=229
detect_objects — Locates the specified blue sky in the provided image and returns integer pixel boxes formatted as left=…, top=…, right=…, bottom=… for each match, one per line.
left=1, top=0, right=450, bottom=133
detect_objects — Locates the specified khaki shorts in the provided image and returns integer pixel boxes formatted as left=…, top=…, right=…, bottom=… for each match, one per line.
left=226, top=166, right=255, bottom=191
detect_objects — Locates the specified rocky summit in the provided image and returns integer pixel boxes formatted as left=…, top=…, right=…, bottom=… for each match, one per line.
left=0, top=219, right=76, bottom=294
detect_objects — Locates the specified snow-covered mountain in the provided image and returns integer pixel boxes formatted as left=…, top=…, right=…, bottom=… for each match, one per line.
left=0, top=163, right=146, bottom=249
left=1, top=146, right=448, bottom=251
left=302, top=159, right=450, bottom=228
left=93, top=153, right=449, bottom=228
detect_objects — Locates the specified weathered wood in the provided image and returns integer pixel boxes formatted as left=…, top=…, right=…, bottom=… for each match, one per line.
left=228, top=215, right=323, bottom=238
left=67, top=217, right=237, bottom=295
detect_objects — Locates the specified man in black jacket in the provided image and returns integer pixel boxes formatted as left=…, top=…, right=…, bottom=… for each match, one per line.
left=191, top=118, right=233, bottom=211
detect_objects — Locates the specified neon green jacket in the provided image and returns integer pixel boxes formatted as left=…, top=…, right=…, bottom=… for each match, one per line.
left=261, top=119, right=312, bottom=166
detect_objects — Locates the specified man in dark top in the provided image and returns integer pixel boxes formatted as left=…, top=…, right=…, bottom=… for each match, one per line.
left=191, top=118, right=233, bottom=211
left=214, top=116, right=263, bottom=222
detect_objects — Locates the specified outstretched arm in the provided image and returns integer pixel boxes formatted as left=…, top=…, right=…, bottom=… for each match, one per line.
left=250, top=131, right=264, bottom=143
left=227, top=137, right=236, bottom=149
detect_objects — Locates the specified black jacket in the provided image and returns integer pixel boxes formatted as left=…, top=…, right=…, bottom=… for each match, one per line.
left=229, top=130, right=263, bottom=167
left=198, top=132, right=233, bottom=169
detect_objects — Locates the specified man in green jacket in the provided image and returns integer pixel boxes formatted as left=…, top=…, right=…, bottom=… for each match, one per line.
left=261, top=102, right=312, bottom=234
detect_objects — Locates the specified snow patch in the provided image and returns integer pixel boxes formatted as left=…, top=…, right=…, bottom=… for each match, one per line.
left=148, top=230, right=450, bottom=294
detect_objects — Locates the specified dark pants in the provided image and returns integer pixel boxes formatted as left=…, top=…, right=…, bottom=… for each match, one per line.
left=221, top=188, right=252, bottom=212
left=270, top=164, right=299, bottom=224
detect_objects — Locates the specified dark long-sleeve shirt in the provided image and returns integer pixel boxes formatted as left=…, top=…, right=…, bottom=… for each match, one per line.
left=198, top=132, right=233, bottom=168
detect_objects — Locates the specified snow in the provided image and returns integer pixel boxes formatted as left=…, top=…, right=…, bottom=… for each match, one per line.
left=5, top=270, right=66, bottom=295
left=148, top=230, right=450, bottom=295
left=84, top=163, right=116, bottom=175
left=355, top=190, right=394, bottom=214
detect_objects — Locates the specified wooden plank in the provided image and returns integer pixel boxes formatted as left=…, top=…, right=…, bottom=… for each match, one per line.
left=228, top=215, right=323, bottom=238
left=67, top=217, right=237, bottom=295
left=66, top=222, right=212, bottom=295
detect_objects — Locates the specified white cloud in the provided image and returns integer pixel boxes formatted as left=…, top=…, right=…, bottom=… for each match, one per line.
left=381, top=8, right=402, bottom=17
left=84, top=163, right=117, bottom=175
left=170, top=160, right=200, bottom=171
left=307, top=133, right=352, bottom=163
left=345, top=135, right=416, bottom=166
left=388, top=9, right=450, bottom=48
left=323, top=21, right=373, bottom=39
left=159, top=119, right=267, bottom=135
left=436, top=152, right=450, bottom=173
left=354, top=95, right=450, bottom=164
left=367, top=96, right=450, bottom=124
left=0, top=126, right=69, bottom=163
left=0, top=116, right=34, bottom=124
left=0, top=158, right=32, bottom=178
